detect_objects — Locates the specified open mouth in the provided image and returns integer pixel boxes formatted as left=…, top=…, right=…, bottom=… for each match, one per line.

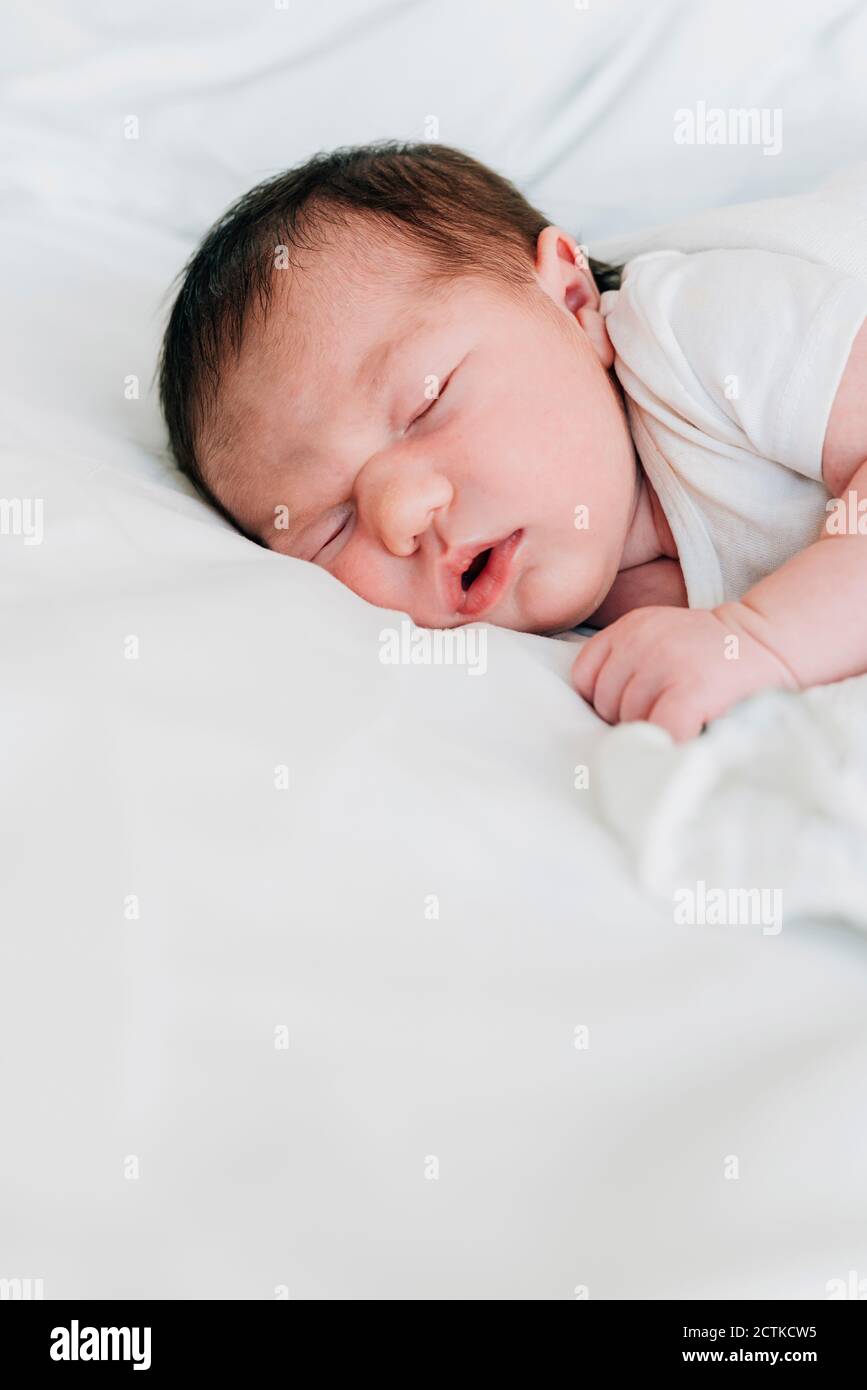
left=455, top=530, right=523, bottom=618
left=461, top=548, right=493, bottom=592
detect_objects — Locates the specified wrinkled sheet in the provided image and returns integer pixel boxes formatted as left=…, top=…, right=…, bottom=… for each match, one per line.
left=3, top=0, right=867, bottom=1299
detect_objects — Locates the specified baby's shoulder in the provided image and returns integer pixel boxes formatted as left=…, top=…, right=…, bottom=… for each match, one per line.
left=602, top=244, right=847, bottom=376
left=612, top=244, right=807, bottom=307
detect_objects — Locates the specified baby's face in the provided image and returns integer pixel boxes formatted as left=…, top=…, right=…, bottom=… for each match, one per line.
left=205, top=226, right=638, bottom=634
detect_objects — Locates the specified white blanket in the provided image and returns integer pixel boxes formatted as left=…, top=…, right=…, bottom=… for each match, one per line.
left=4, top=0, right=867, bottom=1301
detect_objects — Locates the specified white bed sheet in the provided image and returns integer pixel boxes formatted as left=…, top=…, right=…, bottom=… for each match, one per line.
left=3, top=0, right=867, bottom=1299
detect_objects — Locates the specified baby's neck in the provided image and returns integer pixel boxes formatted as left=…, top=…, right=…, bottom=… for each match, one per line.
left=619, top=470, right=678, bottom=570
left=584, top=470, right=685, bottom=627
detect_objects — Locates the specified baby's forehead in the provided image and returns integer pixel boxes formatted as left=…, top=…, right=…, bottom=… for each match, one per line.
left=204, top=238, right=446, bottom=497
left=214, top=239, right=461, bottom=445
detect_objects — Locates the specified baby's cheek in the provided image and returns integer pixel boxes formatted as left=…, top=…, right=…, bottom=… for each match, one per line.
left=331, top=545, right=387, bottom=607
left=334, top=541, right=425, bottom=619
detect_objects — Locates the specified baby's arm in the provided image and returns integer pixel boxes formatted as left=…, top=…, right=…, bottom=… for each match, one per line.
left=718, top=462, right=867, bottom=689
left=726, top=315, right=867, bottom=686
left=572, top=320, right=867, bottom=741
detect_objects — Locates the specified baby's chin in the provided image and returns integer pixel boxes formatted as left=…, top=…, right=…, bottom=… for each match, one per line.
left=502, top=566, right=609, bottom=635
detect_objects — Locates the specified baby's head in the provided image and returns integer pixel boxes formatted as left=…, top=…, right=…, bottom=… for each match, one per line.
left=159, top=141, right=636, bottom=633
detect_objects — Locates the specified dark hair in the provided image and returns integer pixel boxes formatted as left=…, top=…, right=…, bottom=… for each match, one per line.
left=158, top=139, right=621, bottom=519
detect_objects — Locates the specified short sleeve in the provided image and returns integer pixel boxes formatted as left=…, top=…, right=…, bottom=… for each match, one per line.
left=601, top=248, right=867, bottom=482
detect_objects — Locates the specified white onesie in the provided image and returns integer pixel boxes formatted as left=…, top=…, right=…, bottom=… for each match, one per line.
left=600, top=248, right=867, bottom=607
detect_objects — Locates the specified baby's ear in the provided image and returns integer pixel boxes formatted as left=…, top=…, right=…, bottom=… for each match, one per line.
left=534, top=225, right=613, bottom=368
left=535, top=225, right=599, bottom=312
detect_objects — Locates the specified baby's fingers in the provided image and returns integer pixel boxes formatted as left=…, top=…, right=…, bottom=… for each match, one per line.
left=590, top=644, right=650, bottom=724
left=571, top=630, right=612, bottom=706
left=618, top=670, right=665, bottom=724
left=646, top=686, right=706, bottom=743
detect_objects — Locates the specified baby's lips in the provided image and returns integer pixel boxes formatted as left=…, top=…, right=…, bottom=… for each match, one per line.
left=460, top=529, right=524, bottom=619
left=436, top=536, right=497, bottom=613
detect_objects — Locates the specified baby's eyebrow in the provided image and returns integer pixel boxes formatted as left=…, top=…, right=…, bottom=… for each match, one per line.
left=258, top=318, right=433, bottom=501
left=354, top=313, right=436, bottom=399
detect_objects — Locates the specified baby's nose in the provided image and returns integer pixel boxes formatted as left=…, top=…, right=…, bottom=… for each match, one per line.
left=363, top=468, right=454, bottom=558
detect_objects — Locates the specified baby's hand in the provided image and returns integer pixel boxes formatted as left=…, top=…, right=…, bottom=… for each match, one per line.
left=571, top=604, right=799, bottom=741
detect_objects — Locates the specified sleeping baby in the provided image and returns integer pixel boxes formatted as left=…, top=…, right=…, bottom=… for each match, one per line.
left=159, top=141, right=867, bottom=741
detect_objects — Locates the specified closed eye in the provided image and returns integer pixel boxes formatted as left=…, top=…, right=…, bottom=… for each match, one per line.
left=410, top=371, right=452, bottom=427
left=314, top=504, right=354, bottom=560
left=314, top=367, right=455, bottom=560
